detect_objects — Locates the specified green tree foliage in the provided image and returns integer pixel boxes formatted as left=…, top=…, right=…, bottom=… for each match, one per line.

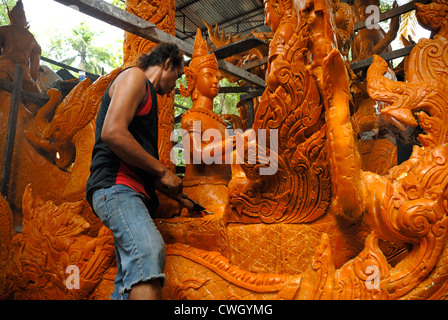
left=62, top=22, right=116, bottom=74
left=40, top=22, right=123, bottom=75
left=0, top=0, right=19, bottom=25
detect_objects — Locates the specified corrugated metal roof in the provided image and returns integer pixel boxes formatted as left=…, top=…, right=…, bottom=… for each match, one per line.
left=175, top=0, right=271, bottom=44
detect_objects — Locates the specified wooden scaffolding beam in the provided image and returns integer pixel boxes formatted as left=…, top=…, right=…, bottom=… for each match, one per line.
left=353, top=0, right=430, bottom=31
left=52, top=0, right=266, bottom=88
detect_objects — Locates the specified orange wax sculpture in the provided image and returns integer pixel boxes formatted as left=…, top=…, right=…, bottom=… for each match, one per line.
left=1, top=0, right=448, bottom=300
left=178, top=29, right=232, bottom=218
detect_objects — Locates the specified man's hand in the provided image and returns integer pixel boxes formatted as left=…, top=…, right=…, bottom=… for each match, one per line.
left=177, top=196, right=196, bottom=214
left=156, top=168, right=183, bottom=196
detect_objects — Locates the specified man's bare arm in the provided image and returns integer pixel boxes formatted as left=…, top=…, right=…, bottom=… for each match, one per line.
left=101, top=68, right=181, bottom=194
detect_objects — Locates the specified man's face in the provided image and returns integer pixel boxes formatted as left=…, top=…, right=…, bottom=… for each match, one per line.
left=158, top=61, right=184, bottom=96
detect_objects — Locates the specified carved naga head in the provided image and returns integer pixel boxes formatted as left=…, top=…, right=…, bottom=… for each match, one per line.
left=415, top=0, right=448, bottom=38
left=179, top=29, right=220, bottom=103
left=367, top=0, right=448, bottom=148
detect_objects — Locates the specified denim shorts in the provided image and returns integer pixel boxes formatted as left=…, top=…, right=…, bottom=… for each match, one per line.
left=92, top=184, right=166, bottom=300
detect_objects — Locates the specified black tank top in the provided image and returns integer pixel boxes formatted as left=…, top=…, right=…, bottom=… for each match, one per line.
left=86, top=67, right=159, bottom=213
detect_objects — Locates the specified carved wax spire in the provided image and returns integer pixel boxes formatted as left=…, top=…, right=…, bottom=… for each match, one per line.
left=192, top=28, right=209, bottom=58
left=8, top=0, right=28, bottom=28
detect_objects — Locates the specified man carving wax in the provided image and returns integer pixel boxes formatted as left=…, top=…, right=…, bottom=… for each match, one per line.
left=86, top=43, right=192, bottom=300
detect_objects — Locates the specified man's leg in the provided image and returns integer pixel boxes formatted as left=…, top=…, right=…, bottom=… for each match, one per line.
left=92, top=185, right=166, bottom=300
left=129, top=279, right=162, bottom=300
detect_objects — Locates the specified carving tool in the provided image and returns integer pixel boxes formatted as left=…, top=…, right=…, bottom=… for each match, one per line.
left=180, top=193, right=213, bottom=214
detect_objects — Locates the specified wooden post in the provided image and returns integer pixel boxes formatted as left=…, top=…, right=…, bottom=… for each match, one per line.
left=1, top=64, right=24, bottom=200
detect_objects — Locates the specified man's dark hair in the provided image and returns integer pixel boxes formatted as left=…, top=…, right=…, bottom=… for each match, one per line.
left=136, top=42, right=184, bottom=70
